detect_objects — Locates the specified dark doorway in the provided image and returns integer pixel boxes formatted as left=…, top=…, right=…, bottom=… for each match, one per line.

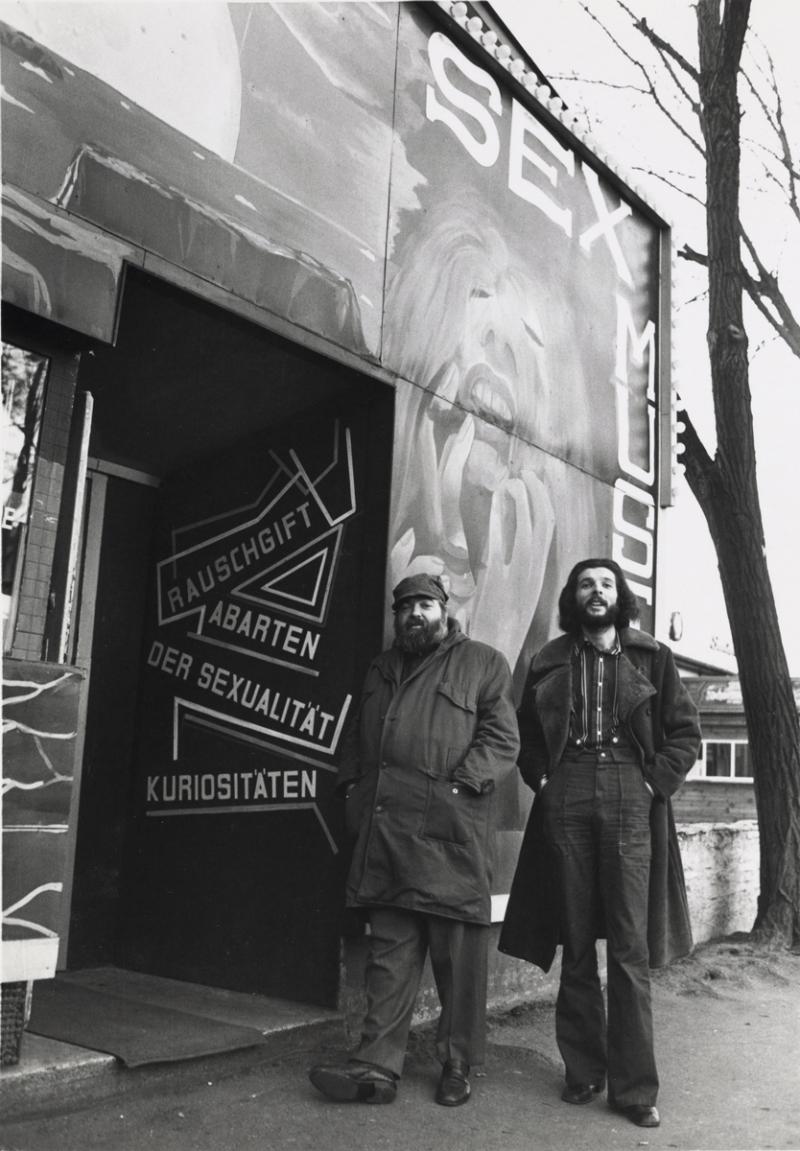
left=68, top=270, right=393, bottom=1005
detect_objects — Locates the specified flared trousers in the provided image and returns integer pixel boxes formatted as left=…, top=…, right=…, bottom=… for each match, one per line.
left=541, top=752, right=658, bottom=1107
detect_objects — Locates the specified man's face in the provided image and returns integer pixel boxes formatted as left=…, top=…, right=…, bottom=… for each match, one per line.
left=393, top=597, right=447, bottom=652
left=575, top=567, right=619, bottom=630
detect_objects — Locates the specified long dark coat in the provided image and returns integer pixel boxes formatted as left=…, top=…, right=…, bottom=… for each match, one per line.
left=338, top=620, right=520, bottom=925
left=498, top=628, right=701, bottom=971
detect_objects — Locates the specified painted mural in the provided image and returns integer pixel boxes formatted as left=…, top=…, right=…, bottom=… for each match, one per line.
left=1, top=4, right=665, bottom=671
left=1, top=663, right=82, bottom=979
left=138, top=420, right=358, bottom=842
left=385, top=10, right=661, bottom=676
left=0, top=0, right=666, bottom=786
left=0, top=4, right=402, bottom=356
left=0, top=2, right=670, bottom=997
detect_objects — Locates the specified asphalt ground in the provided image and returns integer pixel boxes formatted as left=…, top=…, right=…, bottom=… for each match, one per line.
left=3, top=939, right=799, bottom=1151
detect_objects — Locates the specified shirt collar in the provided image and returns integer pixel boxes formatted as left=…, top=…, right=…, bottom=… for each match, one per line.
left=573, top=630, right=621, bottom=656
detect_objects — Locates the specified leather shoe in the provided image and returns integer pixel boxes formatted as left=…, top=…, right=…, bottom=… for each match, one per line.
left=610, top=1101, right=660, bottom=1128
left=561, top=1082, right=604, bottom=1105
left=308, top=1062, right=397, bottom=1104
left=435, top=1060, right=471, bottom=1106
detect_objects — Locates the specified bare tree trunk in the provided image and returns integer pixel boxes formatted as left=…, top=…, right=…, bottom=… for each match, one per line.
left=11, top=358, right=46, bottom=496
left=685, top=0, right=800, bottom=946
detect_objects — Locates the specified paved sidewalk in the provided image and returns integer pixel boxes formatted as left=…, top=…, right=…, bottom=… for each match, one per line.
left=2, top=968, right=342, bottom=1122
left=2, top=939, right=799, bottom=1151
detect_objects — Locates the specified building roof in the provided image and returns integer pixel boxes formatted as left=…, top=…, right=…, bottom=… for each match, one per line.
left=683, top=676, right=800, bottom=712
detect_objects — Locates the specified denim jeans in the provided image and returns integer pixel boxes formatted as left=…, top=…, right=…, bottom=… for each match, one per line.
left=540, top=751, right=658, bottom=1106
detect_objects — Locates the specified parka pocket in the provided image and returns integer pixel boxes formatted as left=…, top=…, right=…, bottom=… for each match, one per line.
left=421, top=775, right=488, bottom=844
left=436, top=681, right=477, bottom=713
left=434, top=683, right=478, bottom=782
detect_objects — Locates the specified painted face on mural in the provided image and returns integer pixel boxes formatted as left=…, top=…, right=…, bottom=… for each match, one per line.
left=385, top=203, right=557, bottom=668
left=431, top=275, right=545, bottom=431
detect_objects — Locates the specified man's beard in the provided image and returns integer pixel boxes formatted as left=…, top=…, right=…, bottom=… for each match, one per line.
left=579, top=601, right=620, bottom=632
left=394, top=614, right=448, bottom=653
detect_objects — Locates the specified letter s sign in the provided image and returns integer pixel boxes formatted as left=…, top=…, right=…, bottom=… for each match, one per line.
left=426, top=32, right=501, bottom=167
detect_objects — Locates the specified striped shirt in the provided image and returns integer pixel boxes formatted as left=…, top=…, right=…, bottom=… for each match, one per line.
left=569, top=634, right=623, bottom=748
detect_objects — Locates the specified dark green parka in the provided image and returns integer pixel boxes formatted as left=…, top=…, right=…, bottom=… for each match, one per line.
left=339, top=620, right=520, bottom=925
left=499, top=627, right=701, bottom=970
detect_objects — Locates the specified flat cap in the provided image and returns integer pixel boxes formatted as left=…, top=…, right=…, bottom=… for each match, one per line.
left=392, top=573, right=449, bottom=610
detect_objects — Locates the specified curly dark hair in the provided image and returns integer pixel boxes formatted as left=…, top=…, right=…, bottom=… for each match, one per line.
left=557, top=557, right=641, bottom=633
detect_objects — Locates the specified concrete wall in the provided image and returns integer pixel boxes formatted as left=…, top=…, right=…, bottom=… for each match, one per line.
left=678, top=820, right=759, bottom=942
left=341, top=820, right=760, bottom=1040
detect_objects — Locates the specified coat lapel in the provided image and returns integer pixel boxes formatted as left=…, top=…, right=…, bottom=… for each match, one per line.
left=531, top=636, right=573, bottom=765
left=614, top=652, right=656, bottom=722
left=532, top=630, right=658, bottom=753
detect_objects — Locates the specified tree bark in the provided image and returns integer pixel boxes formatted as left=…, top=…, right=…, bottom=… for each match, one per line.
left=686, top=0, right=800, bottom=946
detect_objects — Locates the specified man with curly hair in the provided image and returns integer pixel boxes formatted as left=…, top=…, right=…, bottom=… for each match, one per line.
left=500, top=558, right=701, bottom=1130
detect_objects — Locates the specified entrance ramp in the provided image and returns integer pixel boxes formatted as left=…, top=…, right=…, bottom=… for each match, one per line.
left=9, top=967, right=343, bottom=1119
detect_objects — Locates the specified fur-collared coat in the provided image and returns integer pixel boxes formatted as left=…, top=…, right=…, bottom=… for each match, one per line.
left=498, top=627, right=701, bottom=971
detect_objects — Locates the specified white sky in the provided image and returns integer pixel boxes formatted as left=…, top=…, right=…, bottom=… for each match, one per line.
left=495, top=0, right=800, bottom=675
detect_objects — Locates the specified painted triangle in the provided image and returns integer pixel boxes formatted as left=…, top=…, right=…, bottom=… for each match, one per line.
left=231, top=525, right=342, bottom=623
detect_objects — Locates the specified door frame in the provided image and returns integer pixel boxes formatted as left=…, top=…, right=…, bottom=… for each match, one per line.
left=57, top=460, right=161, bottom=966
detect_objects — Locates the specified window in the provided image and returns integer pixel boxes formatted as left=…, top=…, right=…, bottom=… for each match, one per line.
left=733, top=743, right=752, bottom=778
left=2, top=341, right=49, bottom=650
left=689, top=739, right=753, bottom=782
left=2, top=321, right=82, bottom=661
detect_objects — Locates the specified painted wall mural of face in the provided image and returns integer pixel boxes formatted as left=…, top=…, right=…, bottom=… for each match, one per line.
left=383, top=6, right=662, bottom=674
left=384, top=200, right=586, bottom=671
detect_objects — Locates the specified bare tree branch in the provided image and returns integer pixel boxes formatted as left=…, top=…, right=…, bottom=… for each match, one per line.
left=741, top=47, right=800, bottom=223
left=679, top=234, right=800, bottom=359
left=577, top=0, right=705, bottom=159
left=719, top=0, right=751, bottom=74
left=634, top=168, right=706, bottom=207
left=740, top=229, right=800, bottom=357
left=615, top=1, right=699, bottom=84
left=547, top=73, right=651, bottom=97
left=678, top=243, right=708, bottom=269
left=611, top=0, right=800, bottom=373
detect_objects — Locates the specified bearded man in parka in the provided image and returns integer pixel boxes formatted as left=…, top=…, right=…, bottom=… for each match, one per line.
left=309, top=573, right=519, bottom=1108
left=499, top=558, right=701, bottom=1131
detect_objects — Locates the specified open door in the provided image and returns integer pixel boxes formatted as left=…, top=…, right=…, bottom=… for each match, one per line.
left=61, top=270, right=393, bottom=1006
left=116, top=403, right=391, bottom=1005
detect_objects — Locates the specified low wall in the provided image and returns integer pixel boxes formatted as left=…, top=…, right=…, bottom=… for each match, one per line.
left=678, top=820, right=759, bottom=942
left=341, top=820, right=760, bottom=1039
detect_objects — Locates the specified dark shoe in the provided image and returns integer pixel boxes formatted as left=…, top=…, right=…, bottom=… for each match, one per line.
left=308, top=1063, right=397, bottom=1104
left=561, top=1082, right=604, bottom=1105
left=609, top=1101, right=660, bottom=1128
left=435, top=1060, right=471, bottom=1107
